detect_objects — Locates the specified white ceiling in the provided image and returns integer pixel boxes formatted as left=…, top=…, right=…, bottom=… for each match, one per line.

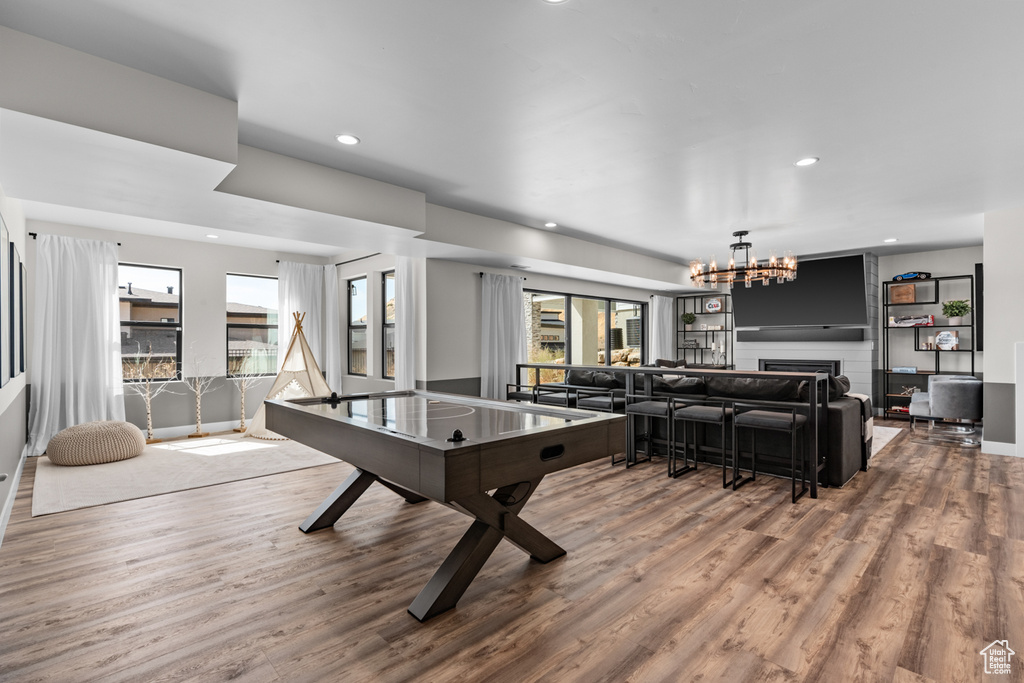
left=1, top=0, right=1019, bottom=275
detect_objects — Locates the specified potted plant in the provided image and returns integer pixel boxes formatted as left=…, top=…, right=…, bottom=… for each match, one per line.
left=941, top=299, right=972, bottom=325
left=681, top=312, right=697, bottom=331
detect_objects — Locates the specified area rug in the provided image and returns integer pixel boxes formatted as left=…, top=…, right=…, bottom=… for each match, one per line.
left=871, top=425, right=903, bottom=457
left=32, top=432, right=339, bottom=516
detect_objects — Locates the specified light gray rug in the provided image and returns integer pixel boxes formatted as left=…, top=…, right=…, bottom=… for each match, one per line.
left=872, top=425, right=903, bottom=457
left=32, top=433, right=339, bottom=516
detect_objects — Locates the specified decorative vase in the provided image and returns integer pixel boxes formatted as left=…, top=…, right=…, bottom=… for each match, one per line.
left=684, top=324, right=693, bottom=331
left=948, top=316, right=963, bottom=326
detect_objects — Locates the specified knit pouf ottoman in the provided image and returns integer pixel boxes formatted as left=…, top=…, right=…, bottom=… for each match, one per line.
left=46, top=421, right=146, bottom=466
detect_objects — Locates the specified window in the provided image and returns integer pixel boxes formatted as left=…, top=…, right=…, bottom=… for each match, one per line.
left=610, top=300, right=643, bottom=365
left=119, top=264, right=182, bottom=381
left=226, top=274, right=279, bottom=376
left=524, top=289, right=646, bottom=376
left=570, top=297, right=607, bottom=366
left=382, top=271, right=395, bottom=379
left=348, top=277, right=367, bottom=375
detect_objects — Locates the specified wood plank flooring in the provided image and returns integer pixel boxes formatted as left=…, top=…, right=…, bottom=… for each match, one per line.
left=1, top=422, right=1021, bottom=682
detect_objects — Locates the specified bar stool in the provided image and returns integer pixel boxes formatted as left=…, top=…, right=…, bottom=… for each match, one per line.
left=732, top=403, right=809, bottom=503
left=624, top=394, right=672, bottom=468
left=671, top=399, right=733, bottom=484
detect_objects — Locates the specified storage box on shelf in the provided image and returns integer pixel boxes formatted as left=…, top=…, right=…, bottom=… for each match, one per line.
left=676, top=293, right=733, bottom=369
left=882, top=274, right=977, bottom=420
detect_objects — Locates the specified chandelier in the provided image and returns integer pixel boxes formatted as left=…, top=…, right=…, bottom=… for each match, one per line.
left=690, top=230, right=797, bottom=289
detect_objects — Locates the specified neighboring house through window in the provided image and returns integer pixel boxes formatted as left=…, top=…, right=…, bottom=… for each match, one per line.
left=226, top=274, right=279, bottom=376
left=119, top=263, right=182, bottom=381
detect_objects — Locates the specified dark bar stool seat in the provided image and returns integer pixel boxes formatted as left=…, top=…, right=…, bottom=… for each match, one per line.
left=733, top=405, right=809, bottom=503
left=671, top=401, right=733, bottom=483
left=576, top=388, right=626, bottom=414
left=624, top=395, right=672, bottom=468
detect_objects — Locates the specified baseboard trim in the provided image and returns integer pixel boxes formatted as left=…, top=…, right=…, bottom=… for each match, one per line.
left=982, top=440, right=1018, bottom=457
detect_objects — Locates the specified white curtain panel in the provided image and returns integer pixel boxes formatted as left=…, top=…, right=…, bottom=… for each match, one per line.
left=480, top=273, right=526, bottom=400
left=321, top=264, right=343, bottom=393
left=394, top=256, right=418, bottom=391
left=278, top=261, right=323, bottom=374
left=650, top=294, right=676, bottom=362
left=27, top=234, right=124, bottom=456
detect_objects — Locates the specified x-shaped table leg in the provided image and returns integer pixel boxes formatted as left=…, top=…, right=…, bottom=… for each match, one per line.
left=407, top=477, right=563, bottom=622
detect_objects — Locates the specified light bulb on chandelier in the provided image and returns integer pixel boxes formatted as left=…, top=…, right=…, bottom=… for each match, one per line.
left=690, top=231, right=797, bottom=289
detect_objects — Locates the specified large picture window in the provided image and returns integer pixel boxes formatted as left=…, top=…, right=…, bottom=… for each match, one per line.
left=348, top=277, right=367, bottom=376
left=226, top=274, right=279, bottom=376
left=382, top=271, right=395, bottom=379
left=119, top=263, right=182, bottom=381
left=524, top=289, right=645, bottom=377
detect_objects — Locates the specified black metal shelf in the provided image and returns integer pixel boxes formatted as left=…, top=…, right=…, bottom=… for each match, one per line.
left=882, top=274, right=976, bottom=419
left=675, top=293, right=733, bottom=367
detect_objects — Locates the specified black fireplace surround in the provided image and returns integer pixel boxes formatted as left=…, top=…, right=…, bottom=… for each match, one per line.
left=760, top=359, right=841, bottom=375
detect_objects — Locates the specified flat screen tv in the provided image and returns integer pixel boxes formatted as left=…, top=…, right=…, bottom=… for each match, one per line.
left=731, top=254, right=868, bottom=328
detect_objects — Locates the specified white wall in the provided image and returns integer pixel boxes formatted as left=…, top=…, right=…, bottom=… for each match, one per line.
left=983, top=211, right=1024, bottom=384
left=336, top=253, right=398, bottom=393
left=0, top=188, right=27, bottom=420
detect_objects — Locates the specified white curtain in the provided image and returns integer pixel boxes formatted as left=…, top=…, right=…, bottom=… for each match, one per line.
left=278, top=260, right=324, bottom=373
left=650, top=294, right=676, bottom=362
left=321, top=264, right=343, bottom=393
left=394, top=256, right=418, bottom=391
left=480, top=273, right=526, bottom=400
left=27, top=235, right=124, bottom=456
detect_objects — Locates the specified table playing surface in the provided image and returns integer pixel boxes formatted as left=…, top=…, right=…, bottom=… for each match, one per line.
left=290, top=393, right=577, bottom=443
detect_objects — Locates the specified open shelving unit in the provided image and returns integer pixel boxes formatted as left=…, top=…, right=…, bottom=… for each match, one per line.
left=882, top=274, right=976, bottom=419
left=675, top=293, right=733, bottom=369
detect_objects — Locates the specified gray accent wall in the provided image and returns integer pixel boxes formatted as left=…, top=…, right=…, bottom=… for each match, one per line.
left=423, top=377, right=481, bottom=397
left=984, top=382, right=1016, bottom=444
left=123, top=376, right=276, bottom=432
left=0, top=385, right=28, bottom=542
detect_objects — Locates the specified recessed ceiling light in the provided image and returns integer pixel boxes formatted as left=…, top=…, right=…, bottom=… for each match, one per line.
left=335, top=134, right=361, bottom=145
left=206, top=234, right=219, bottom=239
left=542, top=0, right=570, bottom=4
left=544, top=222, right=558, bottom=228
left=884, top=238, right=898, bottom=243
left=794, top=157, right=819, bottom=167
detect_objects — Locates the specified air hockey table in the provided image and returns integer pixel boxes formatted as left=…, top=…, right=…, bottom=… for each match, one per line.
left=264, top=389, right=625, bottom=621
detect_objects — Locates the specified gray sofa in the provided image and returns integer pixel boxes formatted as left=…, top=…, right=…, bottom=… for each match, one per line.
left=640, top=373, right=871, bottom=487
left=507, top=367, right=871, bottom=487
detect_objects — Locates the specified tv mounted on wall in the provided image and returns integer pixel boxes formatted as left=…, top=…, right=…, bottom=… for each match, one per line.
left=731, top=254, right=868, bottom=328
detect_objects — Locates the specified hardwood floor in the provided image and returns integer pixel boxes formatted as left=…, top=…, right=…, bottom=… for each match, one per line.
left=1, top=422, right=1021, bottom=682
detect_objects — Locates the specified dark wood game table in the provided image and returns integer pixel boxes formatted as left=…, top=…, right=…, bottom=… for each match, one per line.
left=265, top=389, right=625, bottom=621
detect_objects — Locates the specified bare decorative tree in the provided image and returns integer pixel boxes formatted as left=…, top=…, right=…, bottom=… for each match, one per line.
left=183, top=344, right=219, bottom=438
left=122, top=342, right=179, bottom=443
left=229, top=355, right=265, bottom=432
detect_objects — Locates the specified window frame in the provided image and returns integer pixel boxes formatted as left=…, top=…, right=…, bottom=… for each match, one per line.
left=382, top=270, right=395, bottom=380
left=119, top=262, right=183, bottom=383
left=348, top=276, right=368, bottom=376
left=524, top=288, right=647, bottom=367
left=225, top=273, right=279, bottom=378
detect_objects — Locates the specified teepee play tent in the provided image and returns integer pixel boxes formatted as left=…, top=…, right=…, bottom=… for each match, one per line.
left=245, top=312, right=333, bottom=440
